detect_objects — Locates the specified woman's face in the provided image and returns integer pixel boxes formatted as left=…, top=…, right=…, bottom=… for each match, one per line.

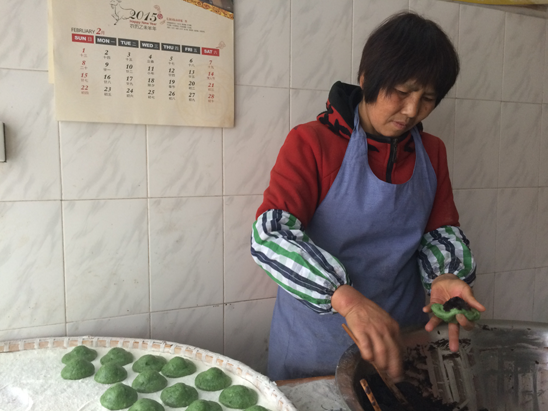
left=358, top=80, right=437, bottom=137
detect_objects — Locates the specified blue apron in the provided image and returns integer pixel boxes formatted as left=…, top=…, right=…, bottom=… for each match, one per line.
left=267, top=107, right=437, bottom=380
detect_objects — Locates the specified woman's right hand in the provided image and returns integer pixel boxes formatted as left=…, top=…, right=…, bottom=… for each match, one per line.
left=332, top=285, right=404, bottom=381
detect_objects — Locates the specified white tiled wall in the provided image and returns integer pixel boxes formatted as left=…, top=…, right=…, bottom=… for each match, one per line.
left=0, top=0, right=546, bottom=375
left=291, top=0, right=353, bottom=90
left=60, top=123, right=148, bottom=200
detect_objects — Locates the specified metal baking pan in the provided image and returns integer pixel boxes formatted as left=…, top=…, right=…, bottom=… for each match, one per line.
left=336, top=320, right=548, bottom=411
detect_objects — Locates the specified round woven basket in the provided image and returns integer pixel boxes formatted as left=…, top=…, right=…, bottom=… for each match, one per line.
left=0, top=335, right=297, bottom=411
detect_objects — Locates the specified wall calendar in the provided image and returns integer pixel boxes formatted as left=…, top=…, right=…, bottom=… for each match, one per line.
left=49, top=0, right=234, bottom=127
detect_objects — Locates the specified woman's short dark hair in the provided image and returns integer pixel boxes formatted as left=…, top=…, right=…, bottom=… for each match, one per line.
left=358, top=12, right=459, bottom=106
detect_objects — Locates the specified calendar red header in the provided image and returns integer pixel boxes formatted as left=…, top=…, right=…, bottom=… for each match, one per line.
left=202, top=48, right=219, bottom=57
left=72, top=34, right=94, bottom=43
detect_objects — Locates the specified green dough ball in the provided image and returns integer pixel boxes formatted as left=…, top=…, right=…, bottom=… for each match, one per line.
left=128, top=398, right=165, bottom=411
left=187, top=400, right=223, bottom=411
left=62, top=345, right=98, bottom=364
left=100, top=347, right=134, bottom=366
left=245, top=407, right=271, bottom=411
left=161, top=357, right=196, bottom=378
left=195, top=367, right=232, bottom=391
left=132, top=370, right=168, bottom=393
left=219, top=385, right=259, bottom=409
left=160, top=382, right=199, bottom=407
left=132, top=354, right=168, bottom=373
left=431, top=303, right=481, bottom=324
left=61, top=358, right=95, bottom=380
left=95, top=363, right=128, bottom=384
left=100, top=383, right=138, bottom=410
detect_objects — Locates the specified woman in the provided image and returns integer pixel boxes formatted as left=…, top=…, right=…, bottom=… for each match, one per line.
left=251, top=12, right=485, bottom=381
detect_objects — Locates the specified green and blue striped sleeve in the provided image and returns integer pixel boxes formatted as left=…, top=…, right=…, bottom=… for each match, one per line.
left=418, top=225, right=476, bottom=293
left=250, top=209, right=351, bottom=314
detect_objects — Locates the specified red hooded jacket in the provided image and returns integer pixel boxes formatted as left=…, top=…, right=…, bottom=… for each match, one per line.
left=256, top=82, right=459, bottom=232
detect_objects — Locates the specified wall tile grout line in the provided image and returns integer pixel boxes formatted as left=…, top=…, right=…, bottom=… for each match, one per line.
left=58, top=120, right=69, bottom=336
left=289, top=0, right=292, bottom=91
left=351, top=0, right=355, bottom=85
left=222, top=123, right=226, bottom=355
left=0, top=298, right=278, bottom=335
left=145, top=125, right=152, bottom=339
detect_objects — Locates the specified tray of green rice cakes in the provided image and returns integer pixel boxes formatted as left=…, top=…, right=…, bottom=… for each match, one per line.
left=0, top=336, right=297, bottom=411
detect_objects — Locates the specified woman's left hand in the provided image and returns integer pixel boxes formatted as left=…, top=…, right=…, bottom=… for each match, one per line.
left=423, top=273, right=486, bottom=352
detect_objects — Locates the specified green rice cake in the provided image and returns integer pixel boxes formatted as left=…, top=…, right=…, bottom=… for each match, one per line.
left=95, top=363, right=127, bottom=384
left=132, top=370, right=168, bottom=393
left=128, top=398, right=165, bottom=411
left=61, top=358, right=95, bottom=380
left=100, top=383, right=138, bottom=410
left=160, top=382, right=199, bottom=407
left=161, top=357, right=196, bottom=378
left=195, top=367, right=232, bottom=391
left=100, top=347, right=134, bottom=366
left=187, top=400, right=223, bottom=411
left=219, top=385, right=259, bottom=409
left=132, top=354, right=167, bottom=373
left=61, top=345, right=98, bottom=364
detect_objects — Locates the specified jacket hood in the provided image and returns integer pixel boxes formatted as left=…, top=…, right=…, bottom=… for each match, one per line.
left=316, top=81, right=422, bottom=141
left=317, top=82, right=362, bottom=140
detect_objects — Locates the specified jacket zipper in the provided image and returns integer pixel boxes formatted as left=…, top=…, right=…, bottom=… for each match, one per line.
left=385, top=139, right=397, bottom=183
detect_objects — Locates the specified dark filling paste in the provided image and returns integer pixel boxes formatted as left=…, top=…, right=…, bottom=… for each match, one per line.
left=358, top=374, right=471, bottom=411
left=357, top=339, right=490, bottom=411
left=442, top=297, right=470, bottom=312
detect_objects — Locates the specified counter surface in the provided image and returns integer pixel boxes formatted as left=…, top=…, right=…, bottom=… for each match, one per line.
left=277, top=376, right=351, bottom=411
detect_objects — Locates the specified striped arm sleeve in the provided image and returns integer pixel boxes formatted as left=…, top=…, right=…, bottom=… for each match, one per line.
left=417, top=225, right=476, bottom=293
left=250, top=209, right=351, bottom=314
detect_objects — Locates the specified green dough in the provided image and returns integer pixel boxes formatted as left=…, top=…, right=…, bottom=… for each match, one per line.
left=62, top=345, right=98, bottom=364
left=219, top=385, right=259, bottom=409
left=61, top=358, right=95, bottom=380
left=187, top=400, right=223, bottom=411
left=161, top=357, right=196, bottom=378
left=132, top=370, right=168, bottom=393
left=132, top=354, right=168, bottom=373
left=160, top=382, right=199, bottom=407
left=128, top=398, right=165, bottom=411
left=100, top=383, right=138, bottom=410
left=95, top=363, right=128, bottom=384
left=244, top=407, right=271, bottom=411
left=431, top=303, right=481, bottom=324
left=195, top=367, right=232, bottom=391
left=100, top=347, right=134, bottom=366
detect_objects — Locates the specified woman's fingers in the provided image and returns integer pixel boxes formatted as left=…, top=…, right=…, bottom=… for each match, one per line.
left=423, top=302, right=433, bottom=313
left=382, top=332, right=404, bottom=382
left=336, top=290, right=404, bottom=382
left=460, top=286, right=486, bottom=312
left=424, top=279, right=481, bottom=352
left=357, top=333, right=374, bottom=363
left=448, top=322, right=460, bottom=352
left=465, top=296, right=486, bottom=312
left=456, top=313, right=474, bottom=331
left=353, top=322, right=403, bottom=381
left=424, top=314, right=443, bottom=332
left=368, top=330, right=388, bottom=369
